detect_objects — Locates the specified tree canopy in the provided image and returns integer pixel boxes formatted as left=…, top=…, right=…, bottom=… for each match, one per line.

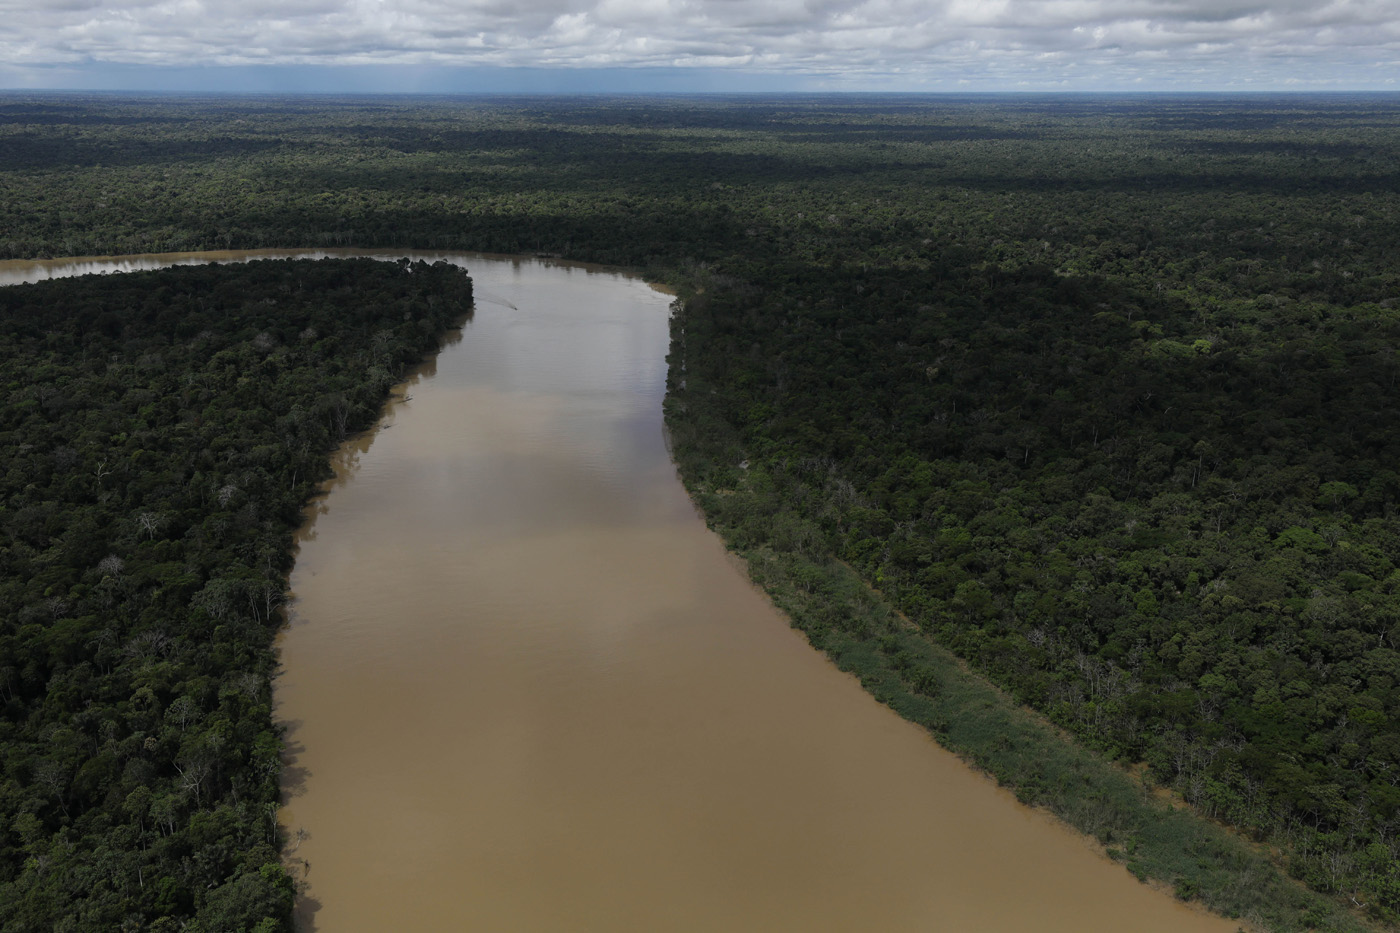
left=0, top=257, right=471, bottom=931
left=4, top=91, right=1400, bottom=929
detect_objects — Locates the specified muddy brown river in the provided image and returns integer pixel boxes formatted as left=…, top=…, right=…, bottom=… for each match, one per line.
left=1, top=250, right=1233, bottom=932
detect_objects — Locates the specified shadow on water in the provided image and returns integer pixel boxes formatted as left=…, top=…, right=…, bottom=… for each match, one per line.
left=278, top=725, right=311, bottom=802
left=293, top=891, right=325, bottom=933
left=278, top=721, right=320, bottom=930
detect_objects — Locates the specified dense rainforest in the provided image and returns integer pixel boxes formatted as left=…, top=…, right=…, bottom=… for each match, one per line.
left=0, top=258, right=472, bottom=930
left=3, top=91, right=1400, bottom=930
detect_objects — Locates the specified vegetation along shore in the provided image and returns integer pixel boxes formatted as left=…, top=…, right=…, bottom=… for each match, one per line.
left=3, top=92, right=1400, bottom=930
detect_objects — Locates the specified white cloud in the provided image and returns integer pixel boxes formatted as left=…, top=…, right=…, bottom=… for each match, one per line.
left=0, top=0, right=1397, bottom=87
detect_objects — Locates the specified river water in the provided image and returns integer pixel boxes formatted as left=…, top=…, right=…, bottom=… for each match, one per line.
left=0, top=250, right=1233, bottom=932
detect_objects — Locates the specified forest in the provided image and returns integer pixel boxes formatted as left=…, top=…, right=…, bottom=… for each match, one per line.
left=3, top=91, right=1400, bottom=930
left=0, top=258, right=473, bottom=930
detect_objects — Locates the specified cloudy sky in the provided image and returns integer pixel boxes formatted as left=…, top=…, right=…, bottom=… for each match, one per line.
left=1, top=0, right=1397, bottom=92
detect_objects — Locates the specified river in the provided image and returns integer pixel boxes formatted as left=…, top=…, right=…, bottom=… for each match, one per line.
left=0, top=250, right=1234, bottom=932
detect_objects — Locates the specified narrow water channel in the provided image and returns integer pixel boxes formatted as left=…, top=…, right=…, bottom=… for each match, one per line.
left=0, top=251, right=1234, bottom=932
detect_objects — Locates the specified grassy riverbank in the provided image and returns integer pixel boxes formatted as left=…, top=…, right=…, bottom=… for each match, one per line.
left=666, top=412, right=1370, bottom=933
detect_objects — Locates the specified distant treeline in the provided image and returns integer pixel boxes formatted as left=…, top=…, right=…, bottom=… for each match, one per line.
left=0, top=258, right=472, bottom=931
left=3, top=92, right=1400, bottom=930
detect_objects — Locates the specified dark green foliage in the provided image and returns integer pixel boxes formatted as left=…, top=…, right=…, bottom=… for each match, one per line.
left=6, top=91, right=1400, bottom=929
left=666, top=219, right=1400, bottom=925
left=0, top=258, right=471, bottom=931
left=727, top=543, right=1362, bottom=930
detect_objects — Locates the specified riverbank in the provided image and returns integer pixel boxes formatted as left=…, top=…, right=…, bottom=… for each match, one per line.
left=0, top=247, right=1366, bottom=933
left=663, top=287, right=1376, bottom=933
left=274, top=251, right=1240, bottom=932
left=0, top=257, right=473, bottom=931
left=5, top=92, right=1399, bottom=930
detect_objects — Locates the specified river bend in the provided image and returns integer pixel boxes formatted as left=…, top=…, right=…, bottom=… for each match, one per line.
left=0, top=250, right=1233, bottom=932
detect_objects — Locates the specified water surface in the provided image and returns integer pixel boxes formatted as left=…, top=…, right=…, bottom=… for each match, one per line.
left=0, top=250, right=1233, bottom=932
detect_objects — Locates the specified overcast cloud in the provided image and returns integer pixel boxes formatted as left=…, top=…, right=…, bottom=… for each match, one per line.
left=1, top=0, right=1397, bottom=90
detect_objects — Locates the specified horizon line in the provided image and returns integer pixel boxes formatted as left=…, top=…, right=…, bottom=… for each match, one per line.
left=5, top=87, right=1400, bottom=97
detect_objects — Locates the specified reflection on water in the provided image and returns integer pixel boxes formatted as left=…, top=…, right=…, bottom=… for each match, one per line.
left=0, top=248, right=627, bottom=288
left=2, top=250, right=1234, bottom=932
